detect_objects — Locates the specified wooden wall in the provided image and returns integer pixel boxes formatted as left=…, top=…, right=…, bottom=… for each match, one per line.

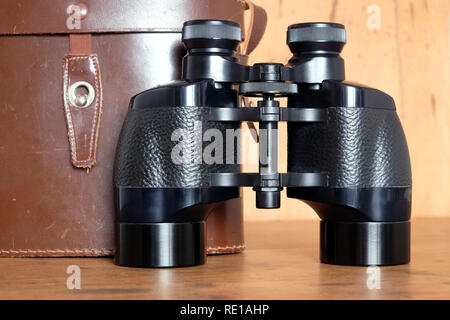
left=241, top=0, right=450, bottom=220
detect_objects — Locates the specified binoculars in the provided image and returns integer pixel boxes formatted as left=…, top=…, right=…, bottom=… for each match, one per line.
left=114, top=20, right=412, bottom=268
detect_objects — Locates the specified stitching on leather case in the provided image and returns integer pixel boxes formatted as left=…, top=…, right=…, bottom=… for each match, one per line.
left=63, top=54, right=102, bottom=168
left=1, top=246, right=245, bottom=255
left=0, top=248, right=113, bottom=255
left=206, top=244, right=246, bottom=251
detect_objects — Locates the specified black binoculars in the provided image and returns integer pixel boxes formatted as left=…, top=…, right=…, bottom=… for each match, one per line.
left=114, top=20, right=412, bottom=268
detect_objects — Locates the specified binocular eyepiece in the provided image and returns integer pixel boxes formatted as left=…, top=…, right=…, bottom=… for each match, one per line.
left=181, top=20, right=346, bottom=84
left=287, top=22, right=346, bottom=55
left=182, top=20, right=242, bottom=52
left=182, top=20, right=346, bottom=55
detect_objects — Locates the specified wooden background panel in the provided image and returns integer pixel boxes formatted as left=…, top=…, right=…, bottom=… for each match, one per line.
left=241, top=0, right=450, bottom=220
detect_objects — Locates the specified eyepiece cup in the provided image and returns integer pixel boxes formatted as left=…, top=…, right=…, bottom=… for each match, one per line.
left=182, top=20, right=242, bottom=41
left=287, top=22, right=346, bottom=44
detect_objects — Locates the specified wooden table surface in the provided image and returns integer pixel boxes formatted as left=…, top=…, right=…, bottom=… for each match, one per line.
left=0, top=218, right=449, bottom=299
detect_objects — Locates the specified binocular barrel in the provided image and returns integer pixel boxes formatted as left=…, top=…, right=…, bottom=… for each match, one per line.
left=114, top=20, right=412, bottom=268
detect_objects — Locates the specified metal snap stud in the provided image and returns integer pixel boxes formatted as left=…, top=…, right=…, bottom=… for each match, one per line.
left=68, top=81, right=95, bottom=108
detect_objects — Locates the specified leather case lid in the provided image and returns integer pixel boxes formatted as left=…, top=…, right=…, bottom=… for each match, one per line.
left=0, top=0, right=245, bottom=35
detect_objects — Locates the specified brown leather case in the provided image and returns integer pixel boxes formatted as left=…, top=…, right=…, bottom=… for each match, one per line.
left=0, top=0, right=266, bottom=256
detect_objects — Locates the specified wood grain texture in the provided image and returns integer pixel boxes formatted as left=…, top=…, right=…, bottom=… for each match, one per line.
left=0, top=218, right=448, bottom=299
left=240, top=0, right=450, bottom=221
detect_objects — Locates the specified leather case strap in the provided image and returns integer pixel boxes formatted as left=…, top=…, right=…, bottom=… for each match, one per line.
left=241, top=0, right=267, bottom=55
left=240, top=0, right=267, bottom=139
left=63, top=34, right=103, bottom=168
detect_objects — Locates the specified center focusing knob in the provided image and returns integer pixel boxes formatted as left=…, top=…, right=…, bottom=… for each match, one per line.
left=241, top=63, right=297, bottom=97
left=182, top=20, right=242, bottom=51
left=249, top=63, right=283, bottom=81
left=287, top=22, right=346, bottom=55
